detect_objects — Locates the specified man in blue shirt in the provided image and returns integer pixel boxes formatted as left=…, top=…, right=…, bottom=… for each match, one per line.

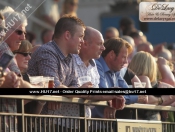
left=91, top=38, right=148, bottom=131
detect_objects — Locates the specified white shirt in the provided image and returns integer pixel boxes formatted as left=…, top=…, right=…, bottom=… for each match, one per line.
left=73, top=54, right=100, bottom=88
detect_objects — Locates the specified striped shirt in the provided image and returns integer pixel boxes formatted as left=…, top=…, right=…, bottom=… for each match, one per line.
left=27, top=40, right=78, bottom=87
left=28, top=40, right=82, bottom=129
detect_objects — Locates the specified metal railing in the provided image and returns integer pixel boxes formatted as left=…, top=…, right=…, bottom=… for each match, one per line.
left=0, top=95, right=175, bottom=132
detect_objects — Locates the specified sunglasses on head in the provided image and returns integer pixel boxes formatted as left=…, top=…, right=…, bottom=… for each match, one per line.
left=15, top=52, right=31, bottom=57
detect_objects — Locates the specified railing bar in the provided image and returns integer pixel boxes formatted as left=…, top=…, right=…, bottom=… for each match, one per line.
left=78, top=119, right=80, bottom=132
left=48, top=117, right=51, bottom=132
left=4, top=116, right=6, bottom=132
left=61, top=118, right=63, bottom=132
left=110, top=121, right=113, bottom=132
left=95, top=120, right=97, bottom=132
left=52, top=117, right=55, bottom=132
left=25, top=117, right=27, bottom=132
left=39, top=118, right=41, bottom=132
left=30, top=117, right=32, bottom=132
left=99, top=120, right=101, bottom=132
left=74, top=118, right=76, bottom=132
left=9, top=116, right=11, bottom=132
left=0, top=116, right=1, bottom=132
left=103, top=121, right=105, bottom=132
left=70, top=118, right=72, bottom=132
left=87, top=119, right=89, bottom=132
left=57, top=117, right=59, bottom=132
left=107, top=121, right=109, bottom=132
left=91, top=120, right=93, bottom=132
left=35, top=117, right=37, bottom=132
left=44, top=118, right=46, bottom=132
left=65, top=118, right=67, bottom=132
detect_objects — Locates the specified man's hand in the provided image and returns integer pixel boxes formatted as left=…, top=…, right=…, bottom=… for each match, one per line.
left=104, top=106, right=116, bottom=119
left=109, top=95, right=125, bottom=110
left=1, top=71, right=20, bottom=88
left=48, top=102, right=61, bottom=110
left=79, top=82, right=93, bottom=88
left=137, top=95, right=148, bottom=104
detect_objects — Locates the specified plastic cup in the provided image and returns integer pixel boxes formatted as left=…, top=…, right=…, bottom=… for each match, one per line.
left=134, top=82, right=143, bottom=88
left=78, top=76, right=91, bottom=86
left=141, top=82, right=146, bottom=88
left=29, top=76, right=44, bottom=87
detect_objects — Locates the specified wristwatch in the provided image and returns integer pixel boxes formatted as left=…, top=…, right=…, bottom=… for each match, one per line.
left=158, top=96, right=163, bottom=105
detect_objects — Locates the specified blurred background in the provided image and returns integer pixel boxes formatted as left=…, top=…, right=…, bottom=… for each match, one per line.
left=0, top=0, right=175, bottom=45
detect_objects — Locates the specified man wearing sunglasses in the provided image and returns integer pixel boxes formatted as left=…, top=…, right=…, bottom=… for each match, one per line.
left=0, top=6, right=46, bottom=132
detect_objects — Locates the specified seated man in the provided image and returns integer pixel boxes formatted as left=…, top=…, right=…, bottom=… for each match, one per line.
left=92, top=38, right=148, bottom=131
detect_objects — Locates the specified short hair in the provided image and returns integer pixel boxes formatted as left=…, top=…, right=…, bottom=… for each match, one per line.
left=119, top=17, right=134, bottom=28
left=41, top=29, right=52, bottom=43
left=157, top=48, right=172, bottom=61
left=13, top=40, right=32, bottom=53
left=53, top=14, right=85, bottom=39
left=1, top=6, right=27, bottom=27
left=128, top=51, right=157, bottom=83
left=26, top=31, right=36, bottom=44
left=129, top=30, right=143, bottom=38
left=120, top=35, right=135, bottom=47
left=105, top=27, right=119, bottom=37
left=102, top=38, right=133, bottom=58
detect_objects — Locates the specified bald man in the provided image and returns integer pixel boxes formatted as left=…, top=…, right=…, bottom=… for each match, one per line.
left=72, top=27, right=125, bottom=131
left=137, top=42, right=154, bottom=54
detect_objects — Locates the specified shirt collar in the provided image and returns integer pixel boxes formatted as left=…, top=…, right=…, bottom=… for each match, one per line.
left=97, top=56, right=110, bottom=72
left=52, top=40, right=72, bottom=60
left=73, top=54, right=95, bottom=67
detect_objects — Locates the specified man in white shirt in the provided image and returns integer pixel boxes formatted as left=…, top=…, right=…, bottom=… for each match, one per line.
left=72, top=27, right=125, bottom=129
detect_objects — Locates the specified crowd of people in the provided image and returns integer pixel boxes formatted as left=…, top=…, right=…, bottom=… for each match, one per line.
left=0, top=2, right=175, bottom=132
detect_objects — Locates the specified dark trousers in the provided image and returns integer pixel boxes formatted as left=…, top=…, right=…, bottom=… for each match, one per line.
left=116, top=108, right=135, bottom=119
left=55, top=125, right=79, bottom=132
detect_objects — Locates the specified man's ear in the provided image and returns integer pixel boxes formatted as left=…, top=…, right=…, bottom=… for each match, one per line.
left=109, top=50, right=115, bottom=59
left=64, top=31, right=71, bottom=40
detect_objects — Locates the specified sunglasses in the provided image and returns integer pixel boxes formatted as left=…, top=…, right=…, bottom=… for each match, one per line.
left=10, top=28, right=26, bottom=35
left=15, top=52, right=31, bottom=57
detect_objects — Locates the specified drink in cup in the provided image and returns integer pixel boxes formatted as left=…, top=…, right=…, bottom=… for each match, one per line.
left=112, top=98, right=117, bottom=109
left=48, top=77, right=54, bottom=88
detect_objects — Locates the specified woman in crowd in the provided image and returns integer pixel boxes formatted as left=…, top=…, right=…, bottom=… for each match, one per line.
left=128, top=51, right=174, bottom=88
left=128, top=51, right=175, bottom=120
left=13, top=40, right=32, bottom=82
left=61, top=0, right=78, bottom=17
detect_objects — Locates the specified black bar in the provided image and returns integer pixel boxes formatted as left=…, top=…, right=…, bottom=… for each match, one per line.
left=17, top=99, right=22, bottom=132
left=79, top=104, right=85, bottom=132
left=0, top=88, right=175, bottom=95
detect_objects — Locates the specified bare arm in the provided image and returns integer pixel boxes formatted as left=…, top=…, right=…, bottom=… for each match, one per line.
left=138, top=75, right=152, bottom=88
left=157, top=57, right=175, bottom=86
